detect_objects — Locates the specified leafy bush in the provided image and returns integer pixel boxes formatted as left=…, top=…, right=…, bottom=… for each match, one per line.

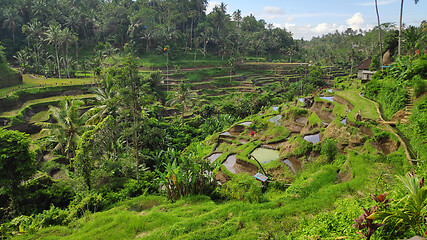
left=1, top=215, right=44, bottom=238
left=157, top=144, right=220, bottom=200
left=13, top=174, right=74, bottom=216
left=67, top=192, right=105, bottom=220
left=321, top=138, right=338, bottom=163
left=217, top=173, right=264, bottom=203
left=36, top=205, right=69, bottom=226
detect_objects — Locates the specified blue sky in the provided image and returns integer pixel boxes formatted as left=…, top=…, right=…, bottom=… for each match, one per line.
left=207, top=0, right=426, bottom=39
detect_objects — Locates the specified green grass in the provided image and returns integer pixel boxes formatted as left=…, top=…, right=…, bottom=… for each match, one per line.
left=0, top=75, right=93, bottom=98
left=30, top=110, right=50, bottom=123
left=0, top=94, right=94, bottom=117
left=334, top=90, right=379, bottom=121
left=13, top=151, right=396, bottom=240
left=332, top=102, right=346, bottom=118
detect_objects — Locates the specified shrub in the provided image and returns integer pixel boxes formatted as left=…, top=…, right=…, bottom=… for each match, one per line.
left=12, top=174, right=74, bottom=216
left=321, top=138, right=338, bottom=163
left=67, top=192, right=105, bottom=220
left=36, top=205, right=69, bottom=226
left=217, top=173, right=264, bottom=203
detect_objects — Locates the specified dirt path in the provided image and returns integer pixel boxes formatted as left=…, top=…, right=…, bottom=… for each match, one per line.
left=358, top=92, right=416, bottom=164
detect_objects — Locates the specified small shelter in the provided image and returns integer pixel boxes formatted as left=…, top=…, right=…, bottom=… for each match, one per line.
left=356, top=58, right=376, bottom=82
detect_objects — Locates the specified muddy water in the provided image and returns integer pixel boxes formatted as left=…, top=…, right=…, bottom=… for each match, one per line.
left=304, top=133, right=320, bottom=143
left=208, top=153, right=223, bottom=163
left=319, top=96, right=334, bottom=102
left=283, top=160, right=296, bottom=173
left=269, top=115, right=282, bottom=126
left=251, top=148, right=280, bottom=164
left=283, top=156, right=300, bottom=174
left=239, top=121, right=252, bottom=126
left=223, top=154, right=237, bottom=174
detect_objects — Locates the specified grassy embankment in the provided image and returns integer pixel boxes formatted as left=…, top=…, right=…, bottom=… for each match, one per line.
left=0, top=75, right=93, bottom=98
left=14, top=149, right=410, bottom=240
left=334, top=90, right=378, bottom=121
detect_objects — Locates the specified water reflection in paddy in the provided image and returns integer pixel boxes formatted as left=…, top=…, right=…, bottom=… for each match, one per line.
left=272, top=106, right=279, bottom=111
left=223, top=154, right=237, bottom=174
left=283, top=160, right=296, bottom=174
left=319, top=96, right=334, bottom=102
left=340, top=117, right=347, bottom=125
left=251, top=148, right=280, bottom=164
left=269, top=115, right=282, bottom=126
left=239, top=121, right=252, bottom=126
left=208, top=153, right=222, bottom=163
left=304, top=133, right=320, bottom=143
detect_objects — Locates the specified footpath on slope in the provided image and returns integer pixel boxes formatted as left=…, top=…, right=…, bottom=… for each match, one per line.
left=358, top=92, right=416, bottom=164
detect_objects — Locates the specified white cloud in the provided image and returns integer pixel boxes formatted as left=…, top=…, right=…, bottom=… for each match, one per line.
left=286, top=16, right=295, bottom=21
left=263, top=6, right=284, bottom=14
left=346, top=12, right=365, bottom=30
left=357, top=0, right=397, bottom=6
left=266, top=15, right=278, bottom=20
left=206, top=1, right=220, bottom=14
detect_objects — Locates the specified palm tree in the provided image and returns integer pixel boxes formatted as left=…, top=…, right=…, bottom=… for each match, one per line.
left=404, top=26, right=422, bottom=55
left=3, top=9, right=22, bottom=42
left=399, top=0, right=420, bottom=55
left=86, top=76, right=117, bottom=125
left=375, top=0, right=383, bottom=64
left=61, top=28, right=77, bottom=78
left=45, top=23, right=63, bottom=78
left=42, top=98, right=91, bottom=159
left=167, top=82, right=197, bottom=125
left=22, top=20, right=43, bottom=69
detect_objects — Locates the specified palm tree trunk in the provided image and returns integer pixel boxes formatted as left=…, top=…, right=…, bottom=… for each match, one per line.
left=135, top=133, right=139, bottom=184
left=75, top=40, right=79, bottom=62
left=55, top=44, right=61, bottom=78
left=375, top=0, right=383, bottom=63
left=66, top=44, right=70, bottom=78
left=398, top=0, right=404, bottom=56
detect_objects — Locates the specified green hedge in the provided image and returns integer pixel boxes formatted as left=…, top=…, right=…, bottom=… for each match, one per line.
left=0, top=84, right=90, bottom=110
left=0, top=63, right=22, bottom=88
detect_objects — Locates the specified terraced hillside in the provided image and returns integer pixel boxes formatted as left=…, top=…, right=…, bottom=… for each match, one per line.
left=156, top=63, right=346, bottom=96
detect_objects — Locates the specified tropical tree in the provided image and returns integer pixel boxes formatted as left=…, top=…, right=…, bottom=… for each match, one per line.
left=42, top=98, right=91, bottom=160
left=404, top=26, right=422, bottom=55
left=110, top=56, right=146, bottom=184
left=21, top=20, right=43, bottom=69
left=375, top=0, right=383, bottom=63
left=2, top=9, right=22, bottom=42
left=167, top=82, right=197, bottom=125
left=61, top=27, right=78, bottom=78
left=399, top=0, right=421, bottom=55
left=0, top=129, right=36, bottom=195
left=86, top=75, right=117, bottom=125
left=45, top=23, right=63, bottom=78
